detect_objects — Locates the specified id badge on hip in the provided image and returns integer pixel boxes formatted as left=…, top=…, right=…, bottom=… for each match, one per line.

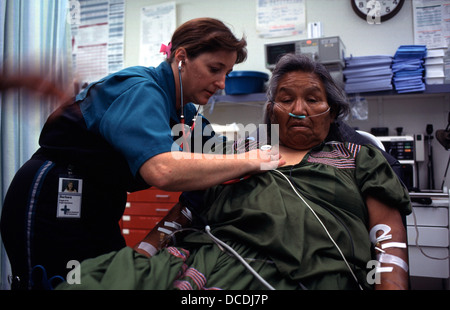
left=57, top=176, right=83, bottom=219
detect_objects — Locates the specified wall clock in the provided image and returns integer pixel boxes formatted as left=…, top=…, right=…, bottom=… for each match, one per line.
left=351, top=0, right=405, bottom=23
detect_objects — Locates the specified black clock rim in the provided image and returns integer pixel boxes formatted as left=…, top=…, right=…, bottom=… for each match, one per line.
left=351, top=0, right=405, bottom=22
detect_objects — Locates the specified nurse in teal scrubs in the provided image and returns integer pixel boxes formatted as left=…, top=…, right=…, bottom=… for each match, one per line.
left=0, top=18, right=282, bottom=290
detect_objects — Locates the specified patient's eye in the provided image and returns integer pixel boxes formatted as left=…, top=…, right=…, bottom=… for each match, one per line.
left=279, top=97, right=294, bottom=105
left=306, top=96, right=319, bottom=104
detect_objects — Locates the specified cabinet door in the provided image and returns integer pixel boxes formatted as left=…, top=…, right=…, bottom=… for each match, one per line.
left=406, top=207, right=449, bottom=227
left=121, top=188, right=182, bottom=247
left=408, top=247, right=449, bottom=278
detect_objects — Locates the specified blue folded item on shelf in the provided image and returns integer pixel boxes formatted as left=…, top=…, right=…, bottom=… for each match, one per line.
left=394, top=45, right=427, bottom=59
left=395, top=84, right=426, bottom=93
left=392, top=45, right=427, bottom=93
left=346, top=74, right=393, bottom=84
left=392, top=59, right=424, bottom=72
left=343, top=55, right=393, bottom=93
left=344, top=67, right=393, bottom=77
left=394, top=69, right=424, bottom=77
left=344, top=55, right=393, bottom=68
left=343, top=46, right=428, bottom=94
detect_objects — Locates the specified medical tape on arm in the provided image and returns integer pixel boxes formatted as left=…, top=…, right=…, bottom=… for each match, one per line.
left=369, top=224, right=407, bottom=250
left=137, top=223, right=181, bottom=256
left=157, top=219, right=183, bottom=233
left=369, top=224, right=408, bottom=272
left=375, top=266, right=394, bottom=275
left=377, top=253, right=409, bottom=272
left=381, top=242, right=407, bottom=250
left=181, top=207, right=192, bottom=222
left=137, top=242, right=158, bottom=256
left=155, top=207, right=194, bottom=248
left=163, top=221, right=182, bottom=230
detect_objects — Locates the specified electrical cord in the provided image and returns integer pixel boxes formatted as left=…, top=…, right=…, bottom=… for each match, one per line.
left=180, top=169, right=363, bottom=290
left=410, top=206, right=450, bottom=260
left=164, top=166, right=367, bottom=290
left=204, top=225, right=276, bottom=290
left=288, top=166, right=357, bottom=264
left=158, top=225, right=276, bottom=290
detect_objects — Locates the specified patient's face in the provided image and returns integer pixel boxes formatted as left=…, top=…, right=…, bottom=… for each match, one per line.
left=270, top=71, right=333, bottom=150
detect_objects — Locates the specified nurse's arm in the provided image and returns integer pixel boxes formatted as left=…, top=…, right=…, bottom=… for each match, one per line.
left=139, top=150, right=284, bottom=191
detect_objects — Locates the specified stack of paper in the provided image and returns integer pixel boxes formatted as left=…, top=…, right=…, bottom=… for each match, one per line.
left=424, top=47, right=447, bottom=84
left=392, top=45, right=427, bottom=93
left=343, top=55, right=393, bottom=93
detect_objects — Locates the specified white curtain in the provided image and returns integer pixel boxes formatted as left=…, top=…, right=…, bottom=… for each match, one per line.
left=0, top=0, right=72, bottom=289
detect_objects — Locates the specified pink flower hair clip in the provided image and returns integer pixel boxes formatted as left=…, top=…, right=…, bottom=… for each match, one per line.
left=160, top=42, right=172, bottom=58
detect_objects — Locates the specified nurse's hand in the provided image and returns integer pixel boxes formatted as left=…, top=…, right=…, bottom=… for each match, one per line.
left=247, top=146, right=285, bottom=172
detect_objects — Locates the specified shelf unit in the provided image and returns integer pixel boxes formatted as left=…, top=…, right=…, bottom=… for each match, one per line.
left=208, top=83, right=450, bottom=106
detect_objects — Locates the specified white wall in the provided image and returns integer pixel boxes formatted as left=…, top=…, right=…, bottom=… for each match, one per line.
left=124, top=0, right=449, bottom=191
left=124, top=0, right=415, bottom=71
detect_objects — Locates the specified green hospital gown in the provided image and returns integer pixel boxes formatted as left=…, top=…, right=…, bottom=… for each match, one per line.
left=57, top=142, right=411, bottom=290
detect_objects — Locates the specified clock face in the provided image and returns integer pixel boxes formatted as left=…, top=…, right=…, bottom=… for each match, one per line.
left=351, top=0, right=405, bottom=22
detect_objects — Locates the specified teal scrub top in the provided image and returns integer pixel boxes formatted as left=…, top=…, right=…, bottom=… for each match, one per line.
left=77, top=61, right=200, bottom=176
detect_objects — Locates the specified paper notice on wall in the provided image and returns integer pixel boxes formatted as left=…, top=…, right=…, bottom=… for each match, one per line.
left=413, top=0, right=450, bottom=48
left=256, top=0, right=306, bottom=38
left=74, top=24, right=109, bottom=82
left=71, top=0, right=125, bottom=85
left=139, top=2, right=176, bottom=67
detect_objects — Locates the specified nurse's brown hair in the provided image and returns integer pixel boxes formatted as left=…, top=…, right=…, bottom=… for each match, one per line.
left=167, top=18, right=247, bottom=64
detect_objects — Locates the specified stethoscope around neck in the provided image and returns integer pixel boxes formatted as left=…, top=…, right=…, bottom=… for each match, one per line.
left=178, top=61, right=185, bottom=125
left=178, top=60, right=200, bottom=152
left=177, top=60, right=250, bottom=185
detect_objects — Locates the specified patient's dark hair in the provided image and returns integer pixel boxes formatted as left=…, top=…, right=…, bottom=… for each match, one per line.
left=168, top=18, right=247, bottom=64
left=264, top=53, right=350, bottom=141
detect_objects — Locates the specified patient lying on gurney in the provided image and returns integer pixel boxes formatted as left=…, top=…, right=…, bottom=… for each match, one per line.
left=57, top=54, right=411, bottom=290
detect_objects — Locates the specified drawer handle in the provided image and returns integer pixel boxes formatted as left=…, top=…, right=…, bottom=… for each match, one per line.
left=155, top=195, right=170, bottom=199
left=156, top=208, right=169, bottom=212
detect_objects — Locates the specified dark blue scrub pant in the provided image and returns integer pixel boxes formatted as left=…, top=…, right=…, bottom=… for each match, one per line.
left=0, top=156, right=126, bottom=289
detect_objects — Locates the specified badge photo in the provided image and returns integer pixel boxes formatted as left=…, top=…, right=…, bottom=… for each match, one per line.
left=57, top=177, right=83, bottom=219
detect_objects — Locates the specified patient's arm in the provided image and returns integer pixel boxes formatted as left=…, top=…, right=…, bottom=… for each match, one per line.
left=366, top=195, right=409, bottom=290
left=134, top=202, right=192, bottom=257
